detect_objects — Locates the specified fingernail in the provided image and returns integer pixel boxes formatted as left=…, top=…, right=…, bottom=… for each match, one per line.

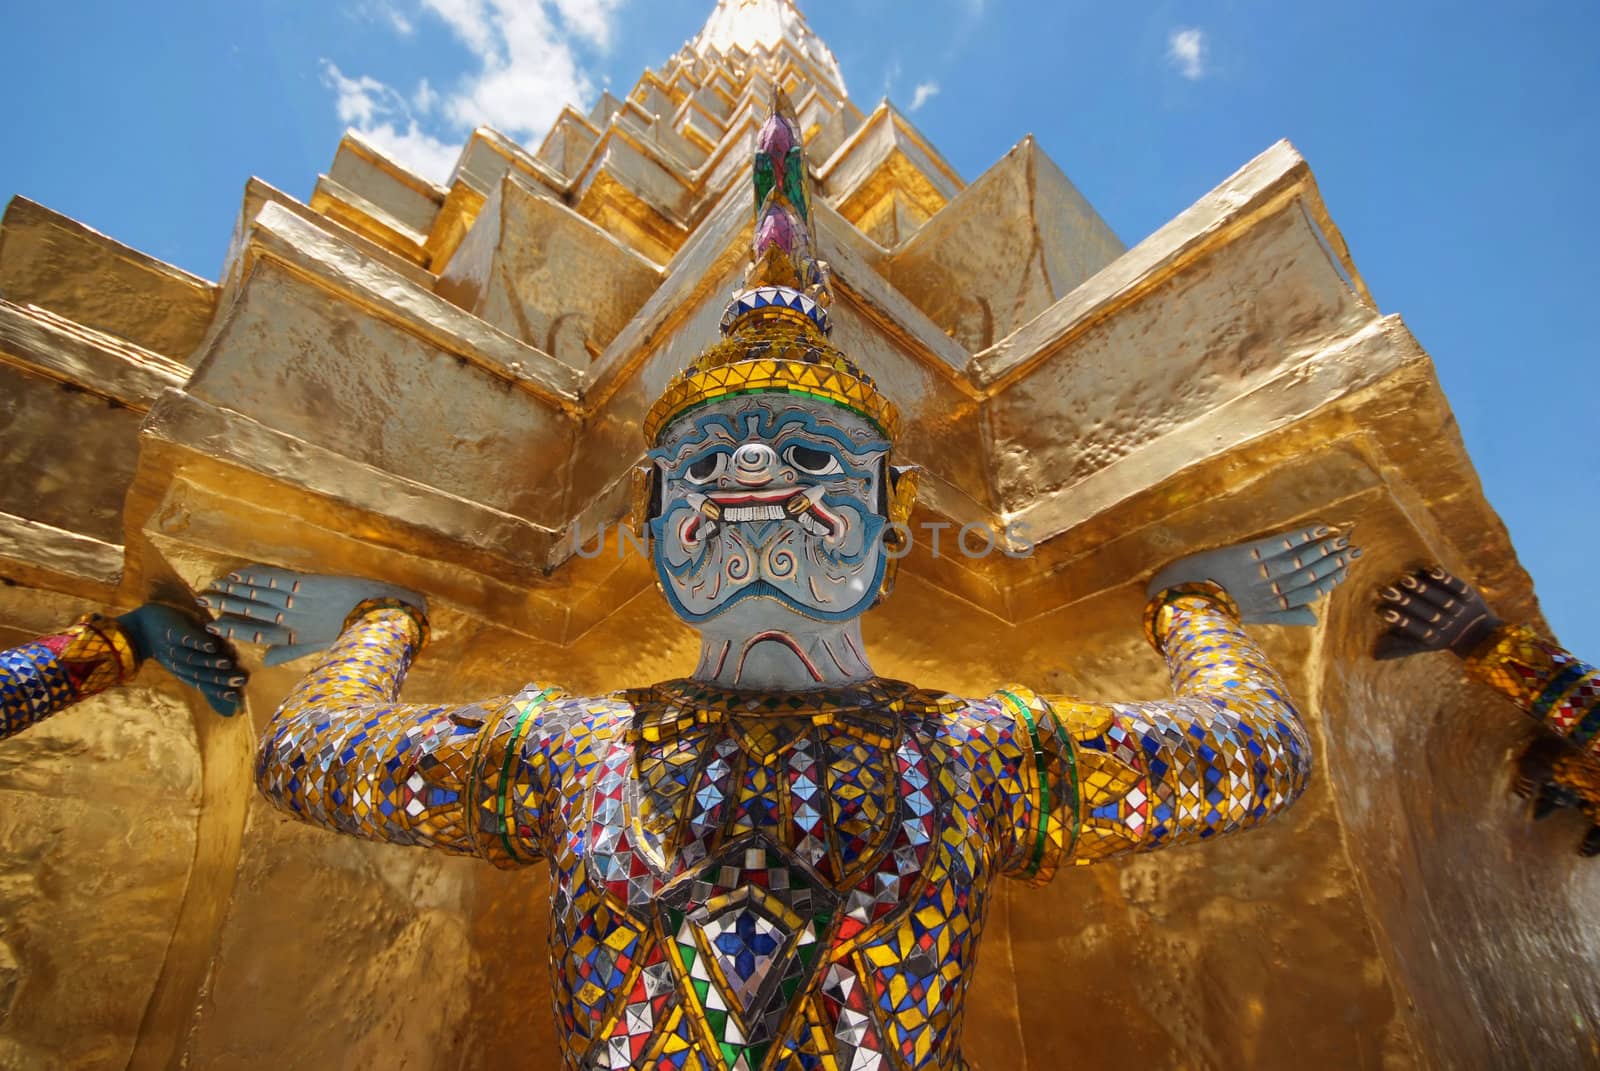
left=198, top=595, right=213, bottom=607
left=1351, top=548, right=1363, bottom=559
left=229, top=676, right=246, bottom=687
left=217, top=659, right=232, bottom=669
left=1315, top=526, right=1333, bottom=536
left=1382, top=587, right=1401, bottom=600
left=1400, top=576, right=1418, bottom=589
left=225, top=690, right=239, bottom=700
left=1334, top=537, right=1349, bottom=549
left=205, top=624, right=222, bottom=635
left=204, top=642, right=217, bottom=653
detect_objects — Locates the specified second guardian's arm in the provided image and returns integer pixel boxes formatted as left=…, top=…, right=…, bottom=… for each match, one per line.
left=1374, top=565, right=1600, bottom=854
left=2, top=603, right=241, bottom=741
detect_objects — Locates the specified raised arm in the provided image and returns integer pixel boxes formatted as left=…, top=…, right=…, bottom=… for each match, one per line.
left=993, top=525, right=1355, bottom=882
left=1374, top=565, right=1600, bottom=854
left=204, top=568, right=563, bottom=866
left=2, top=603, right=240, bottom=741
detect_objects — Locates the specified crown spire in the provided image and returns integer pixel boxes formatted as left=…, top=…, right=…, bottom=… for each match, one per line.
left=642, top=89, right=899, bottom=446
left=745, top=90, right=830, bottom=304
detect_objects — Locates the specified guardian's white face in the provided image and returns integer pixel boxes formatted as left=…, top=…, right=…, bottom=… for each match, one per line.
left=650, top=397, right=888, bottom=627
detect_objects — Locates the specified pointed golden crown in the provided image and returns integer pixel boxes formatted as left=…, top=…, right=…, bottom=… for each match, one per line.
left=641, top=89, right=901, bottom=445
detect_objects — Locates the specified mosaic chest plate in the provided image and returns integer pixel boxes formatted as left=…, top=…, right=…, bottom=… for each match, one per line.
left=513, top=679, right=1020, bottom=1071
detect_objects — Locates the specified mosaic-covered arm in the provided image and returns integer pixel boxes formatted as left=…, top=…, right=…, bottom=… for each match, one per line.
left=0, top=615, right=140, bottom=741
left=996, top=582, right=1314, bottom=881
left=1462, top=625, right=1600, bottom=754
left=255, top=601, right=567, bottom=866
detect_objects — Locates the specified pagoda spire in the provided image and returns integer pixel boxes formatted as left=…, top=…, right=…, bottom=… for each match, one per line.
left=691, top=0, right=846, bottom=93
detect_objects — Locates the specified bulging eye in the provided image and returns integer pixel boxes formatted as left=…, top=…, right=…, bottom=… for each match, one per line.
left=683, top=453, right=726, bottom=484
left=784, top=444, right=842, bottom=476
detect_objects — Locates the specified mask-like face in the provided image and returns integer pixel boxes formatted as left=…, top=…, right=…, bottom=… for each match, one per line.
left=650, top=397, right=888, bottom=626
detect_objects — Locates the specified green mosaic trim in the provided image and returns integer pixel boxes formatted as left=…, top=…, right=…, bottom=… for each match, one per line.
left=999, top=690, right=1051, bottom=878
left=1038, top=698, right=1082, bottom=862
left=496, top=687, right=560, bottom=862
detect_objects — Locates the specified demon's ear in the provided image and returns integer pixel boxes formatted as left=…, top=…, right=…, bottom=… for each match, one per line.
left=874, top=464, right=921, bottom=607
left=628, top=462, right=661, bottom=544
left=886, top=464, right=920, bottom=528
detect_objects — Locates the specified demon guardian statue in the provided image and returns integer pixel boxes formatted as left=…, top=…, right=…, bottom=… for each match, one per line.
left=204, top=94, right=1357, bottom=1071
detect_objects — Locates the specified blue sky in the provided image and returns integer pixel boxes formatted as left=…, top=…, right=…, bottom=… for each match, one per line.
left=3, top=0, right=1598, bottom=653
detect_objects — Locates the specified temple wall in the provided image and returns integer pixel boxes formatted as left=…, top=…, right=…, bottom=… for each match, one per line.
left=1321, top=575, right=1600, bottom=1067
left=0, top=585, right=200, bottom=1071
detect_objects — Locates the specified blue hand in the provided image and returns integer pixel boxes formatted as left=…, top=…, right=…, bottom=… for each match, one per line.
left=118, top=603, right=245, bottom=716
left=199, top=566, right=426, bottom=667
left=1147, top=524, right=1360, bottom=626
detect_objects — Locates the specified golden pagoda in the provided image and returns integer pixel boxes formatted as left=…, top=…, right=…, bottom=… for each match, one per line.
left=0, top=1, right=1593, bottom=1067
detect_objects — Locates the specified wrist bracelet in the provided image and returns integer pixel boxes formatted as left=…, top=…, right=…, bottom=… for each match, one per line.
left=1142, top=580, right=1239, bottom=654
left=342, top=598, right=431, bottom=648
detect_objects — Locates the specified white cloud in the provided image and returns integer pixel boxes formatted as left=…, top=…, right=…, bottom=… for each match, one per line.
left=909, top=81, right=940, bottom=112
left=413, top=77, right=439, bottom=115
left=358, top=0, right=415, bottom=35
left=881, top=57, right=902, bottom=99
left=324, top=64, right=401, bottom=128
left=323, top=0, right=625, bottom=183
left=359, top=123, right=464, bottom=183
left=1167, top=27, right=1206, bottom=80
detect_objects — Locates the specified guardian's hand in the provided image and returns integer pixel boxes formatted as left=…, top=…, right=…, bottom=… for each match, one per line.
left=118, top=603, right=244, bottom=716
left=1372, top=566, right=1501, bottom=661
left=1148, top=524, right=1359, bottom=626
left=200, top=567, right=425, bottom=667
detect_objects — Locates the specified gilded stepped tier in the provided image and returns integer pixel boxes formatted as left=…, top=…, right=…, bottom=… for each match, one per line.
left=0, top=1, right=1594, bottom=1068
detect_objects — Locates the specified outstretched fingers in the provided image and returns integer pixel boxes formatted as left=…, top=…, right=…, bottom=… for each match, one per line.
left=223, top=566, right=305, bottom=594
left=167, top=659, right=246, bottom=693
left=1377, top=604, right=1440, bottom=646
left=167, top=656, right=248, bottom=714
left=170, top=648, right=233, bottom=671
left=1398, top=571, right=1464, bottom=614
left=206, top=617, right=294, bottom=646
left=166, top=627, right=221, bottom=655
left=200, top=592, right=288, bottom=628
left=1280, top=569, right=1351, bottom=609
left=1424, top=565, right=1475, bottom=600
left=1275, top=547, right=1359, bottom=599
left=1376, top=582, right=1447, bottom=627
left=1256, top=533, right=1352, bottom=583
left=1247, top=524, right=1339, bottom=567
left=207, top=577, right=295, bottom=611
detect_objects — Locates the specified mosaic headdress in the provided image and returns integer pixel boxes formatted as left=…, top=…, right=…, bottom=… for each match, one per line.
left=641, top=89, right=902, bottom=446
